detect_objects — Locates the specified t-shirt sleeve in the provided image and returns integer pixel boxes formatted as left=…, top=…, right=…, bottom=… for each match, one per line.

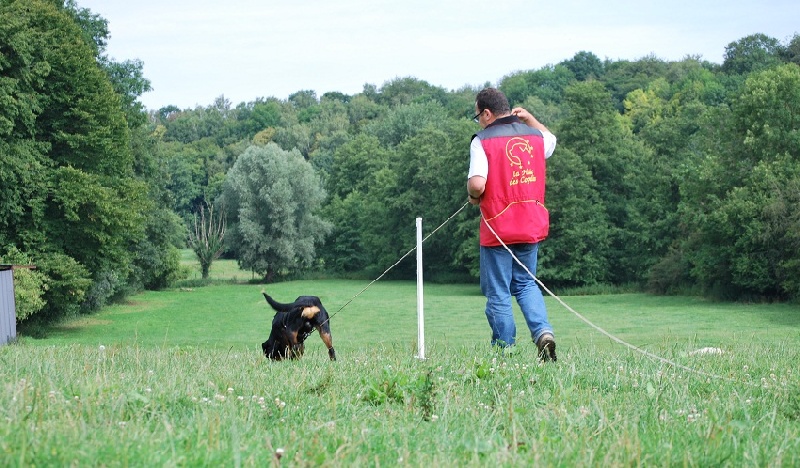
left=542, top=131, right=557, bottom=159
left=468, top=137, right=488, bottom=179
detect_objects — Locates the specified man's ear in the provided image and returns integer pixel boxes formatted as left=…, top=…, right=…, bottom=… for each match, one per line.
left=482, top=109, right=497, bottom=125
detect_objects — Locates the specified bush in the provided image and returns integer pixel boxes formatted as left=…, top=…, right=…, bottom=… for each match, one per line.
left=647, top=249, right=693, bottom=295
left=135, top=245, right=185, bottom=291
left=34, top=252, right=92, bottom=323
left=82, top=268, right=124, bottom=312
left=130, top=208, right=187, bottom=291
left=0, top=247, right=47, bottom=322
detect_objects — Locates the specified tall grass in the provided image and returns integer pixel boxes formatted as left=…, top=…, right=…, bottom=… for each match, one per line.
left=2, top=257, right=799, bottom=465
left=3, top=337, right=798, bottom=466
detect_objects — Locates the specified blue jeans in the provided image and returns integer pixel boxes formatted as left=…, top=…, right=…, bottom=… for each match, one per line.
left=480, top=243, right=553, bottom=347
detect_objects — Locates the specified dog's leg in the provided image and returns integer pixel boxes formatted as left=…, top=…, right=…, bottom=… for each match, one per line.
left=284, top=329, right=305, bottom=360
left=316, top=329, right=336, bottom=361
left=290, top=343, right=305, bottom=359
left=263, top=339, right=287, bottom=361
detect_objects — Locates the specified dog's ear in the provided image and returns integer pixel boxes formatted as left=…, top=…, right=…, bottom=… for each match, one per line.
left=301, top=306, right=320, bottom=319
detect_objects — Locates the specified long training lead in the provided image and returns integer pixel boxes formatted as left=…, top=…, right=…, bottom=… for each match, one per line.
left=480, top=212, right=739, bottom=383
left=323, top=201, right=471, bottom=324
left=321, top=199, right=747, bottom=385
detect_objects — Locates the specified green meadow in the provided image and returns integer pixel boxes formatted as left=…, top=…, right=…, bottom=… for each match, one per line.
left=2, top=257, right=799, bottom=466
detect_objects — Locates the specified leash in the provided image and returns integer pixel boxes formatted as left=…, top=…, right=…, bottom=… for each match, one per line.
left=321, top=201, right=471, bottom=325
left=317, top=197, right=750, bottom=385
left=479, top=212, right=741, bottom=383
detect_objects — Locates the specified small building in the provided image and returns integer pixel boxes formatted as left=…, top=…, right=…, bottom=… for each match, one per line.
left=1, top=265, right=17, bottom=345
left=0, top=264, right=36, bottom=345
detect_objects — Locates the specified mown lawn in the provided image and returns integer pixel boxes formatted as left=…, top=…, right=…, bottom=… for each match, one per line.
left=29, top=278, right=800, bottom=357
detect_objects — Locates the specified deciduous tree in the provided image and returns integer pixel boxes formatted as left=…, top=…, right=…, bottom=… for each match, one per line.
left=221, top=144, right=331, bottom=281
left=188, top=203, right=226, bottom=279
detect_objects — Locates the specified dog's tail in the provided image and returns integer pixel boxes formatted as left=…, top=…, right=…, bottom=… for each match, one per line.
left=262, top=292, right=295, bottom=312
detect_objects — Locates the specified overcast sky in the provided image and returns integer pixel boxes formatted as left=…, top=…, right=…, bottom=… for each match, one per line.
left=76, top=0, right=799, bottom=111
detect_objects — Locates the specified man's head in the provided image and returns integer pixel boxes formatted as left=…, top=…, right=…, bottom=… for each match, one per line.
left=474, top=88, right=511, bottom=128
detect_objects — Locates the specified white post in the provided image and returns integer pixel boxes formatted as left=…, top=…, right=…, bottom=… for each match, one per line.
left=416, top=217, right=425, bottom=360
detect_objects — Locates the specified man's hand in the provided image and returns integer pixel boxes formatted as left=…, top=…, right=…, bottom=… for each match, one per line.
left=512, top=107, right=549, bottom=133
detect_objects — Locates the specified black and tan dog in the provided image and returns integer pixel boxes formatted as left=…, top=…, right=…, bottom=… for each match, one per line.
left=261, top=292, right=336, bottom=361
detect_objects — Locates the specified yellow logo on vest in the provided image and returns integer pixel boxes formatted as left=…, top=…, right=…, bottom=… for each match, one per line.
left=506, top=137, right=536, bottom=186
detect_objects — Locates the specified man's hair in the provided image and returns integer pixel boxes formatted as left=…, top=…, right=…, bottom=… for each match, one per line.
left=476, top=88, right=510, bottom=115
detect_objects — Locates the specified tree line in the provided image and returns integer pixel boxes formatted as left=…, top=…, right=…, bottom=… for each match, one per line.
left=2, top=0, right=799, bottom=327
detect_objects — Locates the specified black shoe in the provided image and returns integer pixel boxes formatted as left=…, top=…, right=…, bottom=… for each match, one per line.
left=536, top=333, right=557, bottom=362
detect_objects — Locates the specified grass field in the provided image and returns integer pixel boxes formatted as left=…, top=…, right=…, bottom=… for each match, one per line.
left=2, top=256, right=799, bottom=466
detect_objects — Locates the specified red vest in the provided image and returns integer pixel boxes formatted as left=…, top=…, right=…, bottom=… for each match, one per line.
left=475, top=118, right=549, bottom=247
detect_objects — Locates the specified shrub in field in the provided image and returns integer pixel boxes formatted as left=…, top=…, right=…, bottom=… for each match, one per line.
left=32, top=252, right=92, bottom=322
left=82, top=268, right=123, bottom=311
left=130, top=208, right=187, bottom=290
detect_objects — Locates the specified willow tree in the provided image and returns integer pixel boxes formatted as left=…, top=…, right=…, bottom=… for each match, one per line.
left=221, top=143, right=331, bottom=282
left=188, top=203, right=226, bottom=279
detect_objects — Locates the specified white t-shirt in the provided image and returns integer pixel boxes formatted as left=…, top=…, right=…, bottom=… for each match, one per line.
left=468, top=130, right=557, bottom=179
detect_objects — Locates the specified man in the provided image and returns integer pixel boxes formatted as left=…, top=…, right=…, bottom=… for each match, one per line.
left=467, top=87, right=557, bottom=361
